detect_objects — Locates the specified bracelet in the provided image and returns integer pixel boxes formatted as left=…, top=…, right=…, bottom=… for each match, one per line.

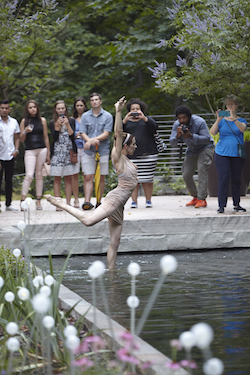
left=22, top=130, right=26, bottom=135
left=15, top=149, right=19, bottom=154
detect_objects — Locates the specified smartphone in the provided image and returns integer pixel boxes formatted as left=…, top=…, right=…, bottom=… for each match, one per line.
left=131, top=112, right=139, bottom=117
left=218, top=110, right=230, bottom=117
left=59, top=113, right=65, bottom=118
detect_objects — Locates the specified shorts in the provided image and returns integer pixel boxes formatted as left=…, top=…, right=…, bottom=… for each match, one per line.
left=76, top=148, right=85, bottom=172
left=82, top=152, right=109, bottom=175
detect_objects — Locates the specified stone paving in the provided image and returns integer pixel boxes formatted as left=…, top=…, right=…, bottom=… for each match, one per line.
left=1, top=195, right=250, bottom=255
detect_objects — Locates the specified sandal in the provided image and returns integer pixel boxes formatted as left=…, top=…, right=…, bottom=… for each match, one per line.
left=20, top=199, right=26, bottom=212
left=82, top=202, right=94, bottom=210
left=56, top=207, right=63, bottom=212
left=74, top=200, right=80, bottom=208
left=36, top=198, right=42, bottom=211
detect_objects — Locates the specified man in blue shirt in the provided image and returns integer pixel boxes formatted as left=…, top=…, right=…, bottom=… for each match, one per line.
left=170, top=105, right=214, bottom=208
left=79, top=93, right=113, bottom=210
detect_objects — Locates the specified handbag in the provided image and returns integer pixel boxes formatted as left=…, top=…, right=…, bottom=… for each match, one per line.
left=70, top=149, right=78, bottom=164
left=42, top=162, right=50, bottom=177
left=154, top=132, right=167, bottom=153
left=225, top=120, right=247, bottom=159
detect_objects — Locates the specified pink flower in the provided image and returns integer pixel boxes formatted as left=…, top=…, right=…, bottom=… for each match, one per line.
left=166, top=361, right=181, bottom=369
left=85, top=335, right=106, bottom=351
left=141, top=361, right=153, bottom=369
left=117, top=347, right=140, bottom=365
left=180, top=359, right=197, bottom=369
left=170, top=339, right=182, bottom=350
left=120, top=331, right=134, bottom=342
left=72, top=357, right=93, bottom=369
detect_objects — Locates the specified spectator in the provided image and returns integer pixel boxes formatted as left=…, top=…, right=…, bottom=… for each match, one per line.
left=210, top=95, right=247, bottom=213
left=49, top=100, right=78, bottom=209
left=123, top=98, right=158, bottom=208
left=20, top=100, right=50, bottom=210
left=71, top=97, right=88, bottom=208
left=169, top=105, right=214, bottom=208
left=79, top=92, right=113, bottom=210
left=0, top=99, right=20, bottom=212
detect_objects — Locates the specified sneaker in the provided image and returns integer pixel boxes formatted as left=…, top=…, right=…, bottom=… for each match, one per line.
left=6, top=205, right=18, bottom=212
left=233, top=205, right=246, bottom=212
left=145, top=200, right=152, bottom=208
left=82, top=202, right=94, bottom=210
left=217, top=207, right=224, bottom=213
left=130, top=202, right=137, bottom=209
left=186, top=197, right=198, bottom=206
left=195, top=199, right=207, bottom=208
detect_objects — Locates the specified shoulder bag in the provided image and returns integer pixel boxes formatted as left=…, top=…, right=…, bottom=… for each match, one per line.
left=225, top=120, right=247, bottom=159
left=70, top=149, right=78, bottom=164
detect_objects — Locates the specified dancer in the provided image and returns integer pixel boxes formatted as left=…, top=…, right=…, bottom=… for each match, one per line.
left=46, top=97, right=137, bottom=269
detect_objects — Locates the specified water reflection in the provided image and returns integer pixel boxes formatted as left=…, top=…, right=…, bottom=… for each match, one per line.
left=33, top=249, right=250, bottom=375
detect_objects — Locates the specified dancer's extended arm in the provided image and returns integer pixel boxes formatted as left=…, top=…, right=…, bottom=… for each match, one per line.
left=112, top=97, right=126, bottom=174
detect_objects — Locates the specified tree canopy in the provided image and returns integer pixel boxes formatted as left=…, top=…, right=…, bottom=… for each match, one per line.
left=150, top=0, right=250, bottom=111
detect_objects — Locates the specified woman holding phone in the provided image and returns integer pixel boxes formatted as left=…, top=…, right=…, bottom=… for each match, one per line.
left=210, top=95, right=247, bottom=213
left=49, top=100, right=78, bottom=209
left=20, top=100, right=50, bottom=210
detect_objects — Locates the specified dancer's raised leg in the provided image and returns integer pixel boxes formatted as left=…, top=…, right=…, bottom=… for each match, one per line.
left=45, top=195, right=107, bottom=226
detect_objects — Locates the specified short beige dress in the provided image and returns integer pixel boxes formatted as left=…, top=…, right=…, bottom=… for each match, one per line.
left=101, top=155, right=138, bottom=225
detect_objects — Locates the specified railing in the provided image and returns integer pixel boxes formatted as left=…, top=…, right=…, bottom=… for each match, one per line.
left=151, top=112, right=250, bottom=177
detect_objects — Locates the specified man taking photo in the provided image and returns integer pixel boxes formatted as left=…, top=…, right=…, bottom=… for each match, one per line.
left=169, top=105, right=214, bottom=208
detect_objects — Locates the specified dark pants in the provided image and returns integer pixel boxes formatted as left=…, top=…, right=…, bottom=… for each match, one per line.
left=214, top=152, right=245, bottom=208
left=0, top=158, right=15, bottom=207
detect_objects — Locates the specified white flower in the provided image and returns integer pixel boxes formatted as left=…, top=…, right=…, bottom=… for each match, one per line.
left=7, top=337, right=20, bottom=352
left=32, top=294, right=50, bottom=314
left=0, top=276, right=4, bottom=288
left=44, top=275, right=55, bottom=286
left=65, top=335, right=80, bottom=351
left=203, top=358, right=224, bottom=375
left=191, top=322, right=214, bottom=349
left=20, top=201, right=28, bottom=210
left=13, top=248, right=21, bottom=258
left=5, top=291, right=15, bottom=302
left=127, top=295, right=140, bottom=308
left=32, top=275, right=44, bottom=288
left=64, top=325, right=77, bottom=337
left=160, top=255, right=178, bottom=275
left=40, top=285, right=51, bottom=297
left=42, top=316, right=55, bottom=330
left=25, top=197, right=32, bottom=206
left=179, top=331, right=196, bottom=350
left=17, top=221, right=26, bottom=231
left=88, top=261, right=105, bottom=279
left=127, top=262, right=141, bottom=276
left=17, top=287, right=30, bottom=301
left=6, top=322, right=18, bottom=335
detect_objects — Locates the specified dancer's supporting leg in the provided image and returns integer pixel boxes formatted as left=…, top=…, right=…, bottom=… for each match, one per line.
left=45, top=195, right=107, bottom=226
left=107, top=218, right=122, bottom=269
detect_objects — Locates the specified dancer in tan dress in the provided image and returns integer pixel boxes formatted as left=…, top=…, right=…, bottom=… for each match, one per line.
left=45, top=97, right=138, bottom=269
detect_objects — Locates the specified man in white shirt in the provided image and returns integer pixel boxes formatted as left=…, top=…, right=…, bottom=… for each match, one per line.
left=0, top=99, right=20, bottom=211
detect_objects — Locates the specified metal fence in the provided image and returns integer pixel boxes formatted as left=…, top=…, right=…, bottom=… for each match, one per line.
left=152, top=112, right=250, bottom=177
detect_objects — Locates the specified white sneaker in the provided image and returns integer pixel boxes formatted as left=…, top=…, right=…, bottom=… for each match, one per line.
left=130, top=201, right=137, bottom=208
left=6, top=205, right=19, bottom=212
left=145, top=200, right=152, bottom=208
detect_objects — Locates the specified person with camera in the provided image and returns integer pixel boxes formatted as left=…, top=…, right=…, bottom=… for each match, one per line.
left=20, top=100, right=50, bottom=210
left=170, top=105, right=214, bottom=208
left=49, top=100, right=78, bottom=209
left=210, top=95, right=247, bottom=213
left=123, top=98, right=158, bottom=208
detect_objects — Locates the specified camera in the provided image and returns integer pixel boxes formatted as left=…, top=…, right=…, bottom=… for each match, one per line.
left=182, top=124, right=189, bottom=134
left=59, top=113, right=65, bottom=118
left=131, top=112, right=139, bottom=117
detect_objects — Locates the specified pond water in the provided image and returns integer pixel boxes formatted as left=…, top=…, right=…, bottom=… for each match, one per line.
left=33, top=249, right=250, bottom=375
